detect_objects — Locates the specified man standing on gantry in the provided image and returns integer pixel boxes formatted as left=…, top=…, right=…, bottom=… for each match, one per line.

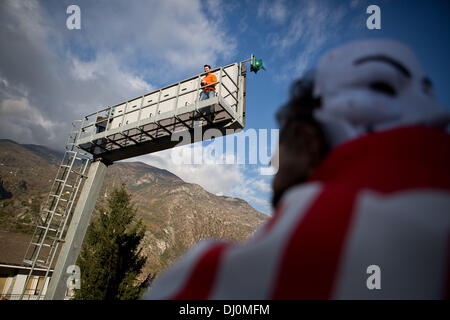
left=199, top=64, right=217, bottom=122
left=200, top=64, right=217, bottom=101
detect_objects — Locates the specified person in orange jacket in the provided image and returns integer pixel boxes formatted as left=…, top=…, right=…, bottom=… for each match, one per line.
left=200, top=64, right=217, bottom=101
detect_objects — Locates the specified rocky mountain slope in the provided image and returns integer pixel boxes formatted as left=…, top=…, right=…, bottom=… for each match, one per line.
left=0, top=139, right=269, bottom=276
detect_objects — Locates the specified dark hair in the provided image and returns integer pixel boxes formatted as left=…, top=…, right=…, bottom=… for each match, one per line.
left=272, top=72, right=331, bottom=207
left=276, top=71, right=321, bottom=129
left=204, top=64, right=211, bottom=69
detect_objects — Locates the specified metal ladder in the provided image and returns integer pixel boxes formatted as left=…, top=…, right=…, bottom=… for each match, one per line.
left=20, top=121, right=91, bottom=300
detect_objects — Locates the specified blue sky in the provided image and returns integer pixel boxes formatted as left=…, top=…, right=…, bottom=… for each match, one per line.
left=1, top=0, right=449, bottom=214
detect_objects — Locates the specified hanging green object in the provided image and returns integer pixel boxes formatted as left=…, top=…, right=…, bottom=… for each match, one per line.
left=250, top=56, right=266, bottom=73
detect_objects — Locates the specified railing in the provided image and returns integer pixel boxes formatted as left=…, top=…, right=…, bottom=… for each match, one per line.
left=76, top=63, right=240, bottom=143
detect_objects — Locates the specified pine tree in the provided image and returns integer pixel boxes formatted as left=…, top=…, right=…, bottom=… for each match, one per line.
left=73, top=183, right=152, bottom=300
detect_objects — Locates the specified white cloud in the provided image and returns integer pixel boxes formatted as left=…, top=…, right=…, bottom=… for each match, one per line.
left=1, top=97, right=53, bottom=129
left=258, top=0, right=288, bottom=24
left=0, top=77, right=8, bottom=87
left=0, top=97, right=59, bottom=143
left=69, top=53, right=153, bottom=93
left=0, top=0, right=236, bottom=149
left=73, top=0, right=237, bottom=76
left=134, top=142, right=244, bottom=196
left=251, top=178, right=271, bottom=193
left=0, top=0, right=268, bottom=213
left=70, top=59, right=98, bottom=81
left=263, top=1, right=349, bottom=78
left=230, top=176, right=272, bottom=213
left=132, top=141, right=273, bottom=214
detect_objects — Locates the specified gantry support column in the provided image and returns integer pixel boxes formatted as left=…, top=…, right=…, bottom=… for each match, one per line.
left=45, top=160, right=108, bottom=300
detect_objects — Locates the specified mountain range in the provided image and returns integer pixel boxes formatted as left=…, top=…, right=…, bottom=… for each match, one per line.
left=0, top=139, right=269, bottom=277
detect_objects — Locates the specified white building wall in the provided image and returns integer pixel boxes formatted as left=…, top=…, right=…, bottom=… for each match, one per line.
left=0, top=266, right=52, bottom=300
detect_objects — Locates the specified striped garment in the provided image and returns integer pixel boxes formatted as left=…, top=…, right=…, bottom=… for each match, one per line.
left=144, top=126, right=450, bottom=299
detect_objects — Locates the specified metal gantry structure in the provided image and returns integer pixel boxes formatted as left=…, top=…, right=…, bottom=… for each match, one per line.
left=76, top=62, right=246, bottom=163
left=20, top=122, right=91, bottom=299
left=20, top=58, right=250, bottom=300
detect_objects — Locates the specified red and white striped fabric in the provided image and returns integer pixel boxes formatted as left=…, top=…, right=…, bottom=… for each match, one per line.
left=144, top=126, right=450, bottom=300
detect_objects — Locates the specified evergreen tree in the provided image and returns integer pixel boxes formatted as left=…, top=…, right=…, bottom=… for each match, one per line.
left=73, top=183, right=152, bottom=300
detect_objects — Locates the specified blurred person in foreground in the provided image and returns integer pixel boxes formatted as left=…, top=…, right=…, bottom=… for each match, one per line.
left=144, top=39, right=450, bottom=299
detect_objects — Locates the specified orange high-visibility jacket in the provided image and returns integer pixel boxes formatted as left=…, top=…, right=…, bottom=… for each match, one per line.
left=201, top=73, right=217, bottom=91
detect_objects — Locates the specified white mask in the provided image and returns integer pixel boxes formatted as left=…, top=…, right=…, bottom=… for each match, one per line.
left=313, top=39, right=450, bottom=147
